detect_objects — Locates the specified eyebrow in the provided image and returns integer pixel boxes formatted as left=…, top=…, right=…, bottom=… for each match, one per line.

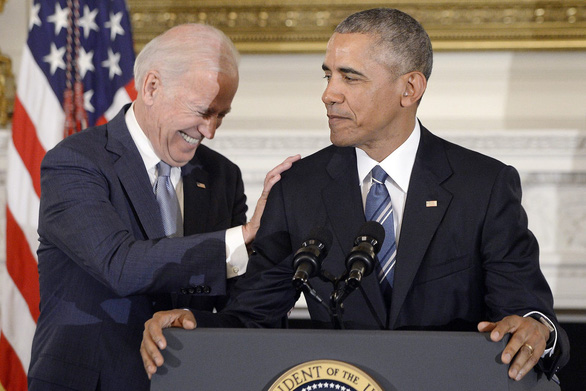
left=196, top=106, right=232, bottom=116
left=322, top=63, right=366, bottom=78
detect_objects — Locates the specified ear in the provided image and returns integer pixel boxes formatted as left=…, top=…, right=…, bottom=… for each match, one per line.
left=400, top=71, right=427, bottom=107
left=141, top=71, right=161, bottom=106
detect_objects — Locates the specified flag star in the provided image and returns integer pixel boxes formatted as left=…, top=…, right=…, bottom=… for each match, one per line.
left=43, top=43, right=66, bottom=75
left=105, top=11, right=125, bottom=41
left=102, top=48, right=122, bottom=79
left=84, top=89, right=95, bottom=113
left=79, top=5, right=99, bottom=39
left=29, top=2, right=42, bottom=31
left=77, top=47, right=95, bottom=78
left=47, top=2, right=70, bottom=35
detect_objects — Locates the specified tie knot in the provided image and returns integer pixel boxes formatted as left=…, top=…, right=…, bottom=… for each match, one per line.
left=158, top=161, right=172, bottom=178
left=371, top=165, right=388, bottom=184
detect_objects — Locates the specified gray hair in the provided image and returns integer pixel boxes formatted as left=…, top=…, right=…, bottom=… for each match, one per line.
left=335, top=8, right=433, bottom=80
left=134, top=23, right=240, bottom=92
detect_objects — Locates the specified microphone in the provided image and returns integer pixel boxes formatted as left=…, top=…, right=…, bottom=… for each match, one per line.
left=345, top=221, right=385, bottom=289
left=292, top=227, right=333, bottom=288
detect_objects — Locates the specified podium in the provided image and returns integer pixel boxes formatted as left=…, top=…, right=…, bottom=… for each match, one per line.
left=151, top=328, right=560, bottom=390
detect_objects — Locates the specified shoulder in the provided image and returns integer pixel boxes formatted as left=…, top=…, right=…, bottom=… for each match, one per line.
left=422, top=126, right=508, bottom=176
left=284, top=144, right=350, bottom=176
left=43, top=123, right=109, bottom=165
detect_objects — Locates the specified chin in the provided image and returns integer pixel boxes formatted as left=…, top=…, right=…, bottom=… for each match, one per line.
left=330, top=133, right=354, bottom=148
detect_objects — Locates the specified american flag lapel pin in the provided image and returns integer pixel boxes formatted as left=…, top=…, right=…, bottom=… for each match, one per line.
left=426, top=200, right=438, bottom=207
left=196, top=182, right=206, bottom=189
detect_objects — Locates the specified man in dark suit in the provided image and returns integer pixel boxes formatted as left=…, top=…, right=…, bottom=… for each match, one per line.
left=28, top=24, right=298, bottom=390
left=141, top=8, right=570, bottom=383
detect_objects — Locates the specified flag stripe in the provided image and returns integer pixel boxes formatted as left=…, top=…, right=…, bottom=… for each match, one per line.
left=6, top=141, right=41, bottom=261
left=11, top=98, right=45, bottom=198
left=0, top=333, right=28, bottom=391
left=6, top=209, right=41, bottom=321
left=0, top=263, right=36, bottom=385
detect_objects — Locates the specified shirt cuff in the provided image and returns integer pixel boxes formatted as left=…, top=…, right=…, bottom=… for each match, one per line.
left=523, top=311, right=557, bottom=358
left=225, top=226, right=248, bottom=279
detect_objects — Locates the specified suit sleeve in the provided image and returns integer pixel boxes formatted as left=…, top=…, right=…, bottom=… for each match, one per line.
left=195, top=178, right=299, bottom=328
left=38, top=144, right=228, bottom=297
left=480, top=165, right=569, bottom=376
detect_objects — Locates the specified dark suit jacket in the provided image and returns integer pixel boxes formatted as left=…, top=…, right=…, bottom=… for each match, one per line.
left=29, top=105, right=247, bottom=390
left=195, top=124, right=569, bottom=379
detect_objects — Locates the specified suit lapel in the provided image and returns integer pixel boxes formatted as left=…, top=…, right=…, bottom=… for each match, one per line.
left=182, top=157, right=210, bottom=235
left=106, top=106, right=165, bottom=239
left=388, top=125, right=453, bottom=328
left=322, top=147, right=388, bottom=325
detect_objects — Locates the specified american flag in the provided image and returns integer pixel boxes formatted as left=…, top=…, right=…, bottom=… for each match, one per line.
left=0, top=1, right=136, bottom=388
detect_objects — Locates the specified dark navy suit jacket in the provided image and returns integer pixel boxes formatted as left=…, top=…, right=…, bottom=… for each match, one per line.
left=29, top=105, right=247, bottom=390
left=195, top=124, right=569, bottom=379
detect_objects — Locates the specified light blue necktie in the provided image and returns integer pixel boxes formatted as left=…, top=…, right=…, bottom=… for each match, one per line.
left=154, top=161, right=183, bottom=237
left=365, top=165, right=397, bottom=295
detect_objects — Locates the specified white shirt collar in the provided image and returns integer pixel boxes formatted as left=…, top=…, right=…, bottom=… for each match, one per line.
left=356, top=120, right=421, bottom=193
left=125, top=102, right=160, bottom=174
left=125, top=102, right=182, bottom=186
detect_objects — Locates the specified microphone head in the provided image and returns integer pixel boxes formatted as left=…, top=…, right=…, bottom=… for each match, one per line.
left=303, top=226, right=333, bottom=250
left=355, top=221, right=385, bottom=253
left=292, top=226, right=333, bottom=276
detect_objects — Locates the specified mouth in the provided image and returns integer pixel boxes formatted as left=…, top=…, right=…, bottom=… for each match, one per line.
left=179, top=131, right=202, bottom=146
left=327, top=112, right=349, bottom=121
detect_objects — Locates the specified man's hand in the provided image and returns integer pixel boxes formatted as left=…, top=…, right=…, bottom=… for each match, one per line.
left=478, top=315, right=550, bottom=381
left=242, top=154, right=301, bottom=244
left=140, top=309, right=196, bottom=379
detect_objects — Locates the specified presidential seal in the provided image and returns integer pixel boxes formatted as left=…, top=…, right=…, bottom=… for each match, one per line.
left=268, top=359, right=382, bottom=391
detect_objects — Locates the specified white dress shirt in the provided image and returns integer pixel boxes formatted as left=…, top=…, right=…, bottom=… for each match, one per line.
left=355, top=119, right=556, bottom=356
left=125, top=103, right=248, bottom=278
left=356, top=121, right=420, bottom=244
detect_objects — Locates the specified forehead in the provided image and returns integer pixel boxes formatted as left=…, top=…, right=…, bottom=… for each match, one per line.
left=179, top=69, right=237, bottom=103
left=323, top=33, right=380, bottom=69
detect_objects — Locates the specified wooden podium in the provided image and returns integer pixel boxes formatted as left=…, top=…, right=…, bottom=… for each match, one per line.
left=151, top=328, right=560, bottom=390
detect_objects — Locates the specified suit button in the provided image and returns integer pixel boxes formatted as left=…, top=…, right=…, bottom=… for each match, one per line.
left=187, top=287, right=195, bottom=294
left=180, top=288, right=188, bottom=294
left=203, top=286, right=211, bottom=294
left=195, top=286, right=203, bottom=294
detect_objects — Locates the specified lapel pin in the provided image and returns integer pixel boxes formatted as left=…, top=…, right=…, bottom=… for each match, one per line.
left=426, top=200, right=437, bottom=207
left=196, top=182, right=206, bottom=189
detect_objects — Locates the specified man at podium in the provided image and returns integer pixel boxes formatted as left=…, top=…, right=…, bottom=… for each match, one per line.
left=141, top=8, right=570, bottom=383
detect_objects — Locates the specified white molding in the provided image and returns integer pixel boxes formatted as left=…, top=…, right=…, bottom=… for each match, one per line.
left=2, top=128, right=585, bottom=309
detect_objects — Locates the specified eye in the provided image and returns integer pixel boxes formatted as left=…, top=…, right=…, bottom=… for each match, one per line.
left=323, top=74, right=331, bottom=82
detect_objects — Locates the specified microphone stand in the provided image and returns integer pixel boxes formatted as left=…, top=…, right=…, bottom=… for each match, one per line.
left=293, top=266, right=385, bottom=330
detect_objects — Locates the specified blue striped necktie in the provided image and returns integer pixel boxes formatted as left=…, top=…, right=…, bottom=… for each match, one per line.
left=365, top=165, right=397, bottom=295
left=154, top=161, right=183, bottom=237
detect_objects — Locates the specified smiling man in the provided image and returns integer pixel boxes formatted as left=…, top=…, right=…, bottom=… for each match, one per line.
left=28, top=24, right=298, bottom=391
left=141, top=9, right=569, bottom=386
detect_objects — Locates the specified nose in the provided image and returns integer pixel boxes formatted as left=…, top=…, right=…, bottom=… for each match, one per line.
left=322, top=80, right=343, bottom=106
left=200, top=116, right=218, bottom=139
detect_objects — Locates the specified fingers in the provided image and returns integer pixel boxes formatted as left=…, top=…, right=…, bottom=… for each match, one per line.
left=140, top=310, right=196, bottom=379
left=243, top=154, right=301, bottom=244
left=479, top=315, right=550, bottom=381
left=477, top=321, right=496, bottom=333
left=262, top=154, right=301, bottom=194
